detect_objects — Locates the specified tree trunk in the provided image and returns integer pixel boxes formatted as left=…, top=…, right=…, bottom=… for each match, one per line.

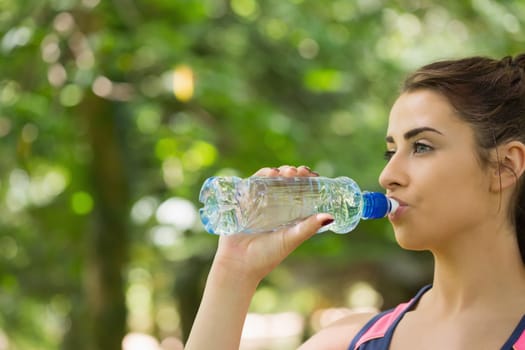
left=81, top=92, right=129, bottom=350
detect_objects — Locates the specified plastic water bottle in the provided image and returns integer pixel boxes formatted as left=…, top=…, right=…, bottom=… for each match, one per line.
left=198, top=176, right=398, bottom=235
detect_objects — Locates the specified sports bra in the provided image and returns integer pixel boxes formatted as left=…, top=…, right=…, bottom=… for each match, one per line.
left=348, top=285, right=525, bottom=350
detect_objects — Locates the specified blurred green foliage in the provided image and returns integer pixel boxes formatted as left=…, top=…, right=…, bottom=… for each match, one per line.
left=1, top=0, right=524, bottom=349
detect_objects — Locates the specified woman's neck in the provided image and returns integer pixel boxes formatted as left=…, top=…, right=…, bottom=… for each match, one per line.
left=426, top=223, right=525, bottom=315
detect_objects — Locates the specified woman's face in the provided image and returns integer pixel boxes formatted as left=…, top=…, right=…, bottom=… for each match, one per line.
left=379, top=89, right=496, bottom=251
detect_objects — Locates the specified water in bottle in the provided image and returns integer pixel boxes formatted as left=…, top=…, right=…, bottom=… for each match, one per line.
left=198, top=176, right=398, bottom=235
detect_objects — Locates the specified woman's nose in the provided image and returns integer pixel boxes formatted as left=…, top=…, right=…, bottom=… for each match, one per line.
left=378, top=153, right=406, bottom=190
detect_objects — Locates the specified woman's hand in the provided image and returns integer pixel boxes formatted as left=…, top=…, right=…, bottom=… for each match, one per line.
left=213, top=165, right=334, bottom=285
left=185, top=166, right=333, bottom=349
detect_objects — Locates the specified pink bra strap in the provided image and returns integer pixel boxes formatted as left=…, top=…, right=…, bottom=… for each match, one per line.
left=514, top=329, right=525, bottom=350
left=353, top=302, right=410, bottom=349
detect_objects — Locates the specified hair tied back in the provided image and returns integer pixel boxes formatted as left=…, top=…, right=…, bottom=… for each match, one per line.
left=502, top=54, right=525, bottom=88
left=514, top=53, right=525, bottom=70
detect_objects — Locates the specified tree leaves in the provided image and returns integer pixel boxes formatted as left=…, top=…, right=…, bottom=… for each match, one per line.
left=1, top=0, right=524, bottom=348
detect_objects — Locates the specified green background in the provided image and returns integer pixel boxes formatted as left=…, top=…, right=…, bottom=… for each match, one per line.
left=1, top=0, right=523, bottom=349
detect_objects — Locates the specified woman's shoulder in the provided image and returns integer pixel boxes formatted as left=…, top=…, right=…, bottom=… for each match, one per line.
left=298, top=310, right=378, bottom=350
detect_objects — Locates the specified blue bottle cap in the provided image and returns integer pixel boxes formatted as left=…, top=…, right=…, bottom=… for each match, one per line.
left=362, top=192, right=390, bottom=219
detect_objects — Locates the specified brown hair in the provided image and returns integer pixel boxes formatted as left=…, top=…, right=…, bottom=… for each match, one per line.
left=402, top=53, right=525, bottom=264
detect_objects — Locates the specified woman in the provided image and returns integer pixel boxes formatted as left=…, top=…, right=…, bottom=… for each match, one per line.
left=185, top=53, right=525, bottom=349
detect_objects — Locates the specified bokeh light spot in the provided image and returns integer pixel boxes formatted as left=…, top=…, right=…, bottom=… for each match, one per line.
left=181, top=141, right=217, bottom=171
left=71, top=191, right=94, bottom=215
left=131, top=196, right=159, bottom=225
left=298, top=38, right=319, bottom=59
left=231, top=0, right=260, bottom=19
left=136, top=105, right=161, bottom=134
left=156, top=197, right=197, bottom=231
left=41, top=34, right=61, bottom=63
left=0, top=117, right=12, bottom=138
left=304, top=68, right=343, bottom=92
left=346, top=281, right=383, bottom=309
left=48, top=63, right=67, bottom=87
left=59, top=84, right=83, bottom=107
left=172, top=65, right=194, bottom=102
left=162, top=157, right=184, bottom=188
left=155, top=138, right=178, bottom=160
left=21, top=123, right=38, bottom=143
left=53, top=12, right=75, bottom=34
left=1, top=26, right=32, bottom=53
left=0, top=80, right=21, bottom=106
left=92, top=76, right=112, bottom=97
left=122, top=333, right=158, bottom=350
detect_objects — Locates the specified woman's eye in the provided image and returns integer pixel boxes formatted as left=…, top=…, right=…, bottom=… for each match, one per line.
left=413, top=142, right=433, bottom=154
left=385, top=143, right=432, bottom=161
left=384, top=150, right=395, bottom=161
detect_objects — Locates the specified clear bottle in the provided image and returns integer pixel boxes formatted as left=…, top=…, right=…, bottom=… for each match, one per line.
left=198, top=176, right=398, bottom=235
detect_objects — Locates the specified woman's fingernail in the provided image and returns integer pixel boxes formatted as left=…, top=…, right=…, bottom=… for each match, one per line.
left=321, top=218, right=334, bottom=226
left=271, top=167, right=280, bottom=172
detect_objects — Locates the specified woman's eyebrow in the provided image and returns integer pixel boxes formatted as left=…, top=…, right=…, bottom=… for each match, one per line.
left=385, top=127, right=443, bottom=142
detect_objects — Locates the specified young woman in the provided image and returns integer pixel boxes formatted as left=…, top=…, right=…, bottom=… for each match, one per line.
left=185, top=53, right=525, bottom=349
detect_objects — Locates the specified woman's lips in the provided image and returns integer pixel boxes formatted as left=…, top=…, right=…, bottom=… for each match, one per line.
left=387, top=197, right=407, bottom=221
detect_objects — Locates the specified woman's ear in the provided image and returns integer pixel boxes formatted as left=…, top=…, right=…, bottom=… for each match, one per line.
left=490, top=141, right=525, bottom=192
